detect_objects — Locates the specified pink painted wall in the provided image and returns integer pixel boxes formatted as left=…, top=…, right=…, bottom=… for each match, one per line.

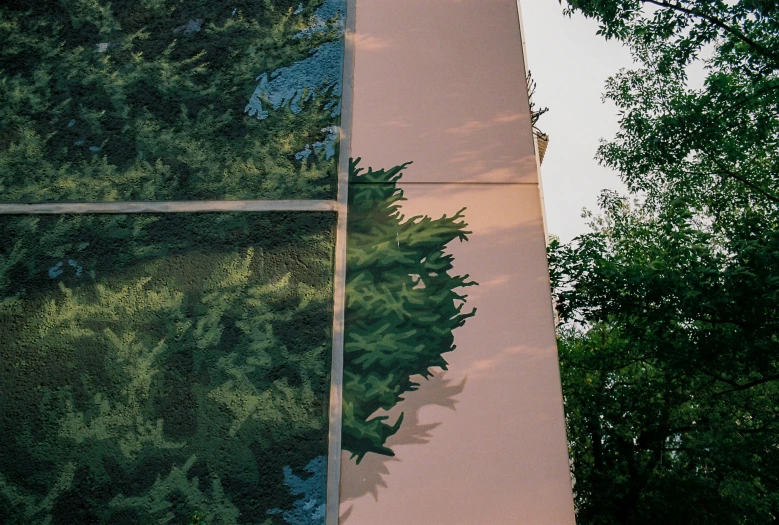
left=340, top=1, right=577, bottom=523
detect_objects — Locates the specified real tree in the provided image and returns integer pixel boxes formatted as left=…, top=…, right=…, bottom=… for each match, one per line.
left=551, top=0, right=779, bottom=522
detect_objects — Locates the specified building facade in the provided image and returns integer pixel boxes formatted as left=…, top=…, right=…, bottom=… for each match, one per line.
left=0, top=1, right=574, bottom=523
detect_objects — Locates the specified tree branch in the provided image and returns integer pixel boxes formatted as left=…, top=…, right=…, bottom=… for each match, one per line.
left=675, top=160, right=779, bottom=205
left=707, top=157, right=779, bottom=205
left=579, top=355, right=651, bottom=372
left=641, top=0, right=779, bottom=63
left=700, top=370, right=779, bottom=395
left=713, top=374, right=779, bottom=396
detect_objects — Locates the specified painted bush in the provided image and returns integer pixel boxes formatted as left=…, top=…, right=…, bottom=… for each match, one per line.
left=0, top=0, right=344, bottom=202
left=0, top=213, right=335, bottom=524
left=343, top=159, right=477, bottom=462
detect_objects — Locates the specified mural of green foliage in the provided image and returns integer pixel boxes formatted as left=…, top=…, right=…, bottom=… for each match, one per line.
left=342, top=159, right=477, bottom=463
left=0, top=0, right=344, bottom=202
left=0, top=212, right=335, bottom=524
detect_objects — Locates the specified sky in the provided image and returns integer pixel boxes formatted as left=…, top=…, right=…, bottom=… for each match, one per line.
left=518, top=0, right=634, bottom=243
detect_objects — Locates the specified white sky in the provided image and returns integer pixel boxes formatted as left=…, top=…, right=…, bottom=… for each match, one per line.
left=518, top=0, right=634, bottom=243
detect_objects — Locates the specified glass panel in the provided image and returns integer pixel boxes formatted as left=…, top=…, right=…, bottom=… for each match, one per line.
left=0, top=212, right=335, bottom=524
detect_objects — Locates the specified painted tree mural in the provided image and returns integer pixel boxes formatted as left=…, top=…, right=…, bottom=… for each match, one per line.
left=0, top=213, right=336, bottom=524
left=0, top=0, right=480, bottom=521
left=0, top=0, right=344, bottom=202
left=342, top=159, right=477, bottom=462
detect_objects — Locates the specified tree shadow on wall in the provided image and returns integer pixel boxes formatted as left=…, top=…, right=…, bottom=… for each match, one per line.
left=339, top=370, right=467, bottom=523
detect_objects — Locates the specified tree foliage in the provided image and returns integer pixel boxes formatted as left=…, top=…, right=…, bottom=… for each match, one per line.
left=563, top=0, right=779, bottom=213
left=0, top=213, right=336, bottom=524
left=342, top=159, right=476, bottom=463
left=552, top=0, right=779, bottom=522
left=0, top=0, right=343, bottom=202
left=551, top=196, right=779, bottom=523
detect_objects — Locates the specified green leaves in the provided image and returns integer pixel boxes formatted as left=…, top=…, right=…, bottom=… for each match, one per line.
left=561, top=0, right=779, bottom=215
left=551, top=6, right=779, bottom=516
left=0, top=212, right=336, bottom=523
left=0, top=0, right=342, bottom=201
left=342, top=159, right=476, bottom=463
left=551, top=197, right=779, bottom=523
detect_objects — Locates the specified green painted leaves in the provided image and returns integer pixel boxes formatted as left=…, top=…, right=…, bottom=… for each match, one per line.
left=342, top=159, right=476, bottom=463
left=0, top=0, right=344, bottom=202
left=0, top=213, right=335, bottom=524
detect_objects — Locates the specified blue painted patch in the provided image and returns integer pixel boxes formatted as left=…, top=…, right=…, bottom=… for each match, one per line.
left=68, top=259, right=83, bottom=277
left=295, top=0, right=345, bottom=39
left=295, top=145, right=312, bottom=161
left=268, top=456, right=327, bottom=525
left=245, top=0, right=344, bottom=118
left=294, top=126, right=338, bottom=161
left=245, top=40, right=343, bottom=120
left=244, top=0, right=344, bottom=165
left=48, top=259, right=83, bottom=279
left=173, top=19, right=202, bottom=35
left=48, top=261, right=64, bottom=279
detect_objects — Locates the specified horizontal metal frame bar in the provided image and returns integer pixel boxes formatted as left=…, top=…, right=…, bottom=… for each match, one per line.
left=0, top=200, right=337, bottom=215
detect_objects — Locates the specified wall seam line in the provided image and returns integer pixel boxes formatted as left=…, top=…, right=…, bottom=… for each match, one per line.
left=348, top=181, right=542, bottom=186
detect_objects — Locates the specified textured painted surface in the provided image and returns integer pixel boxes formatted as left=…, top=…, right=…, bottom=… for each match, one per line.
left=245, top=0, right=345, bottom=163
left=341, top=0, right=576, bottom=522
left=342, top=160, right=476, bottom=464
left=0, top=212, right=335, bottom=524
left=349, top=0, right=536, bottom=184
left=0, top=0, right=345, bottom=202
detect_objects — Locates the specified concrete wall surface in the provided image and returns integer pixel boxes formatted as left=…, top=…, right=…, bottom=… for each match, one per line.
left=339, top=1, right=577, bottom=523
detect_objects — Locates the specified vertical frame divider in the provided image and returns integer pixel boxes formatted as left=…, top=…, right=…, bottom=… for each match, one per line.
left=326, top=0, right=357, bottom=523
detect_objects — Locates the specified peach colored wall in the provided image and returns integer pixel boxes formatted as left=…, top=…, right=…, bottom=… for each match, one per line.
left=340, top=1, right=576, bottom=524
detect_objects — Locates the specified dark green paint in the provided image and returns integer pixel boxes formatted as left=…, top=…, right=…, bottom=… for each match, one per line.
left=0, top=212, right=335, bottom=524
left=0, top=0, right=342, bottom=202
left=342, top=159, right=477, bottom=463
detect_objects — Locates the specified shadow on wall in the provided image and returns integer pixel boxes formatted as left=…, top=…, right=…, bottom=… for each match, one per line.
left=335, top=179, right=578, bottom=525
left=339, top=371, right=467, bottom=523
